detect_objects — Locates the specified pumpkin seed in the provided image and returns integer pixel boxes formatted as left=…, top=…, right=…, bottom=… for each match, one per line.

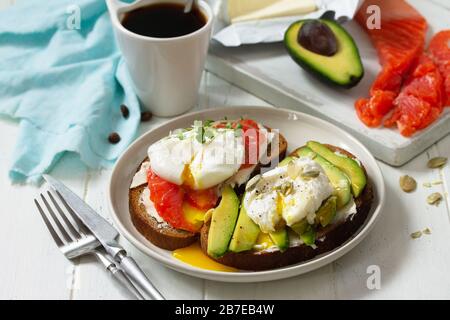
left=245, top=175, right=261, bottom=192
left=423, top=182, right=432, bottom=188
left=410, top=231, right=422, bottom=239
left=280, top=181, right=294, bottom=196
left=399, top=175, right=417, bottom=193
left=427, top=157, right=447, bottom=169
left=427, top=192, right=442, bottom=206
left=301, top=170, right=320, bottom=179
left=422, top=228, right=431, bottom=235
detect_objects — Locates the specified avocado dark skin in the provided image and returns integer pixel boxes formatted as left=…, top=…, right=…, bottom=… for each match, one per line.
left=284, top=19, right=364, bottom=89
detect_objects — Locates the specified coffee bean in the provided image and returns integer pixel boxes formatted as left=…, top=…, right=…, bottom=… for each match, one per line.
left=120, top=104, right=129, bottom=118
left=141, top=111, right=153, bottom=122
left=108, top=132, right=121, bottom=144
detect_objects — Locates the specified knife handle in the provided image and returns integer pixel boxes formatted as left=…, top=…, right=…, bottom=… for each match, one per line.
left=108, top=265, right=146, bottom=300
left=117, top=252, right=165, bottom=300
left=93, top=250, right=145, bottom=300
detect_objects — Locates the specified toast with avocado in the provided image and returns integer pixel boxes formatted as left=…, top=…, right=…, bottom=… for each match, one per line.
left=200, top=142, right=373, bottom=270
left=129, top=120, right=288, bottom=251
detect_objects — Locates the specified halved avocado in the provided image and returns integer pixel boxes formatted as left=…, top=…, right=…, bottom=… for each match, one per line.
left=306, top=141, right=367, bottom=197
left=207, top=186, right=240, bottom=258
left=284, top=19, right=364, bottom=88
left=295, top=147, right=351, bottom=209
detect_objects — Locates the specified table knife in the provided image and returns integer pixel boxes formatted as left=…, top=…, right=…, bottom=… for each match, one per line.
left=43, top=174, right=164, bottom=300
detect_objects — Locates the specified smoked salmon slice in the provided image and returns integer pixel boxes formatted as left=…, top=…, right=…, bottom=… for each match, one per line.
left=384, top=55, right=444, bottom=137
left=428, top=30, right=450, bottom=106
left=355, top=0, right=427, bottom=128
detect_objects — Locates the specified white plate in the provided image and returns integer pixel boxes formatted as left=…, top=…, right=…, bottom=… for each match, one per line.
left=108, top=106, right=385, bottom=282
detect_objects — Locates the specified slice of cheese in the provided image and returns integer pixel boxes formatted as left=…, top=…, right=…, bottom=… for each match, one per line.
left=228, top=0, right=317, bottom=23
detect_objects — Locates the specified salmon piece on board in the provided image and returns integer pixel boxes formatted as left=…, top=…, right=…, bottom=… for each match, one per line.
left=428, top=30, right=450, bottom=106
left=384, top=55, right=443, bottom=137
left=354, top=0, right=427, bottom=127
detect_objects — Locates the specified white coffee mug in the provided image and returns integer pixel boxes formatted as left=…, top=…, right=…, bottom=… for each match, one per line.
left=107, top=0, right=213, bottom=117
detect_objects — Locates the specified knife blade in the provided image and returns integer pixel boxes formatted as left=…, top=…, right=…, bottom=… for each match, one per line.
left=43, top=174, right=164, bottom=300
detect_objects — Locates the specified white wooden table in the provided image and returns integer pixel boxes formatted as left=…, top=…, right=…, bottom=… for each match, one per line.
left=1, top=0, right=450, bottom=300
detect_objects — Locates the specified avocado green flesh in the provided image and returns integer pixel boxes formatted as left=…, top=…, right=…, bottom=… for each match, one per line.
left=228, top=205, right=260, bottom=253
left=207, top=186, right=240, bottom=258
left=290, top=219, right=309, bottom=236
left=291, top=221, right=316, bottom=246
left=279, top=156, right=294, bottom=167
left=300, top=225, right=316, bottom=246
left=315, top=196, right=337, bottom=227
left=295, top=147, right=352, bottom=208
left=284, top=19, right=364, bottom=88
left=269, top=229, right=289, bottom=251
left=306, top=141, right=367, bottom=197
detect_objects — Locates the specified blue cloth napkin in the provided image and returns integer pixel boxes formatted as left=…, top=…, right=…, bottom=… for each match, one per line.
left=0, top=0, right=140, bottom=183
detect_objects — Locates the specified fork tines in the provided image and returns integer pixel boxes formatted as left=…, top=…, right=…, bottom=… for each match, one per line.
left=34, top=189, right=85, bottom=248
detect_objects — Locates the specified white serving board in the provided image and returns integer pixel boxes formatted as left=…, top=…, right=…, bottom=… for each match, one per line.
left=206, top=0, right=450, bottom=166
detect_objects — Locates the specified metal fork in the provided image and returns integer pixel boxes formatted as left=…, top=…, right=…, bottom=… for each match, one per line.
left=34, top=189, right=145, bottom=300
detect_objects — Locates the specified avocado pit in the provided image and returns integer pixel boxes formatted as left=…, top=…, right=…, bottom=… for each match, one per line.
left=298, top=20, right=338, bottom=56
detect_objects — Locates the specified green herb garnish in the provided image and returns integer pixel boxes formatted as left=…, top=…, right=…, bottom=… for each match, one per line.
left=196, top=126, right=205, bottom=144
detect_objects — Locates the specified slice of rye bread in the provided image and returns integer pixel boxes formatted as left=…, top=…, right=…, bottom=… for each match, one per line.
left=129, top=129, right=288, bottom=251
left=200, top=144, right=374, bottom=271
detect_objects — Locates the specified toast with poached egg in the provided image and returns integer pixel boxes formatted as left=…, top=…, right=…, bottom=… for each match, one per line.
left=129, top=119, right=288, bottom=250
left=200, top=142, right=373, bottom=270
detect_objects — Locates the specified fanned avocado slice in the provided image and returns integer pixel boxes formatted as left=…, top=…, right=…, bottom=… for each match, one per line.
left=284, top=19, right=364, bottom=88
left=290, top=219, right=315, bottom=246
left=315, top=196, right=337, bottom=227
left=295, top=147, right=351, bottom=208
left=300, top=225, right=316, bottom=246
left=207, top=186, right=240, bottom=258
left=269, top=228, right=289, bottom=251
left=306, top=141, right=367, bottom=197
left=228, top=204, right=260, bottom=253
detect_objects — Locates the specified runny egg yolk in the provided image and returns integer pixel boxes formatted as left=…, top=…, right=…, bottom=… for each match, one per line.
left=173, top=243, right=238, bottom=272
left=276, top=192, right=284, bottom=217
left=182, top=164, right=196, bottom=189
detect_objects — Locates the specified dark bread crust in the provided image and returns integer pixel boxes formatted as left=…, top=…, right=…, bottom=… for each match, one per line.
left=129, top=129, right=288, bottom=251
left=129, top=182, right=198, bottom=251
left=200, top=145, right=374, bottom=271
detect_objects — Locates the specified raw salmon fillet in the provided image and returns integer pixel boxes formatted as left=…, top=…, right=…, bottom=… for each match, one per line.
left=355, top=0, right=427, bottom=127
left=384, top=55, right=444, bottom=137
left=428, top=30, right=450, bottom=106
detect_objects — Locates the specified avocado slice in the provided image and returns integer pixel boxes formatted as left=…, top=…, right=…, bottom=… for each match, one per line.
left=269, top=229, right=289, bottom=251
left=290, top=219, right=316, bottom=246
left=315, top=196, right=337, bottom=227
left=300, top=225, right=316, bottom=246
left=228, top=205, right=260, bottom=253
left=207, top=186, right=240, bottom=258
left=284, top=19, right=364, bottom=88
left=295, top=147, right=351, bottom=208
left=290, top=219, right=309, bottom=236
left=279, top=156, right=294, bottom=167
left=306, top=141, right=367, bottom=197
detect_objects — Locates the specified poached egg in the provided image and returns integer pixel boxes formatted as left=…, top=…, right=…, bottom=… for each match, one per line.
left=243, top=157, right=333, bottom=233
left=148, top=122, right=245, bottom=190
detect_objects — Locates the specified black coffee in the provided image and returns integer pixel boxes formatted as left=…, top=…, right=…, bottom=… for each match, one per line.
left=121, top=3, right=207, bottom=38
